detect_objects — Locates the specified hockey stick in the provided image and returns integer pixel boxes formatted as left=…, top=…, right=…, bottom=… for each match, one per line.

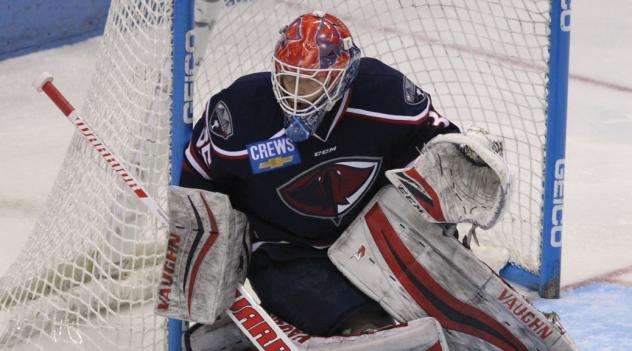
left=33, top=72, right=299, bottom=351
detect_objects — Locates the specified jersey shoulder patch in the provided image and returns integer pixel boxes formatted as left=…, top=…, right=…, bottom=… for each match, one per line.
left=402, top=76, right=428, bottom=106
left=202, top=72, right=283, bottom=158
left=208, top=100, right=233, bottom=140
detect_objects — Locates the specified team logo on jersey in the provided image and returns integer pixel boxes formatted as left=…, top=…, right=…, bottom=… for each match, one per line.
left=247, top=136, right=301, bottom=174
left=403, top=77, right=427, bottom=106
left=209, top=100, right=233, bottom=140
left=277, top=156, right=382, bottom=226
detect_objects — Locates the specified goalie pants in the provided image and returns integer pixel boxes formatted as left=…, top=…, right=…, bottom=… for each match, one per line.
left=248, top=244, right=385, bottom=337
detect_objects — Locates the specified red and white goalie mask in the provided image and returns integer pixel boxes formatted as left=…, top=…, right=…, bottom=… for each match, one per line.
left=272, top=10, right=361, bottom=142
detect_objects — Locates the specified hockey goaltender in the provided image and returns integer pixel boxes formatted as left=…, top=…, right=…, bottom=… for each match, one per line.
left=154, top=10, right=578, bottom=351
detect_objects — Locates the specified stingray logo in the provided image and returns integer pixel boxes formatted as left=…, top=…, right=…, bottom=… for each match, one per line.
left=277, top=157, right=382, bottom=225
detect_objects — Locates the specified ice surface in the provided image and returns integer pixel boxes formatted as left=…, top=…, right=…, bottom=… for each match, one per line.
left=535, top=284, right=632, bottom=350
left=0, top=39, right=99, bottom=276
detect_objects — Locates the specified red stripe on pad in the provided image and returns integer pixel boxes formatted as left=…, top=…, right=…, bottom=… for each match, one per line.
left=403, top=168, right=446, bottom=222
left=428, top=341, right=445, bottom=351
left=187, top=192, right=220, bottom=314
left=364, top=203, right=527, bottom=351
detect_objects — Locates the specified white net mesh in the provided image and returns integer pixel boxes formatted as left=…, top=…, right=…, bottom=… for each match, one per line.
left=0, top=0, right=553, bottom=349
left=194, top=0, right=551, bottom=271
left=0, top=0, right=172, bottom=349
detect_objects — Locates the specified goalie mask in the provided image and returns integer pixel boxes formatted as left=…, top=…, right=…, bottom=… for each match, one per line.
left=272, top=10, right=361, bottom=142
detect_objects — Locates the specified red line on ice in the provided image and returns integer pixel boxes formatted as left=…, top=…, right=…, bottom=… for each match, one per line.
left=562, top=264, right=632, bottom=291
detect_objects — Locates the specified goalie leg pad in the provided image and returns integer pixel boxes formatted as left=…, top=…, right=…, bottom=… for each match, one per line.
left=329, top=186, right=577, bottom=351
left=185, top=314, right=252, bottom=351
left=155, top=186, right=250, bottom=324
left=287, top=317, right=449, bottom=351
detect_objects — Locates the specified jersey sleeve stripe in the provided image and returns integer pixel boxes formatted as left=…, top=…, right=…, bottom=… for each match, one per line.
left=185, top=146, right=212, bottom=180
left=210, top=139, right=248, bottom=159
left=182, top=157, right=195, bottom=173
left=345, top=101, right=430, bottom=124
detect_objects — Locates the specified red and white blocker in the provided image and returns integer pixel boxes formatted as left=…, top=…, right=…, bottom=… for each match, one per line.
left=328, top=186, right=578, bottom=351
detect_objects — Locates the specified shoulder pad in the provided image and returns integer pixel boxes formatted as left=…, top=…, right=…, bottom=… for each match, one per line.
left=347, top=58, right=430, bottom=124
left=201, top=73, right=284, bottom=159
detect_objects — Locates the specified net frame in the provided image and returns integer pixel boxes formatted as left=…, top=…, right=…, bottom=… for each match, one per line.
left=190, top=0, right=569, bottom=298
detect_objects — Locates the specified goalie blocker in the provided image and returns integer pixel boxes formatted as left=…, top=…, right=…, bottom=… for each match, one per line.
left=155, top=186, right=250, bottom=323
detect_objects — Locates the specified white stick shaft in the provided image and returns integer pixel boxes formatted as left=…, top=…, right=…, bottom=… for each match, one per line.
left=70, top=112, right=170, bottom=225
left=35, top=73, right=169, bottom=225
left=35, top=73, right=299, bottom=351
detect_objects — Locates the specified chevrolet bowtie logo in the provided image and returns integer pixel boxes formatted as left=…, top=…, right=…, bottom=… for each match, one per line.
left=259, top=156, right=294, bottom=169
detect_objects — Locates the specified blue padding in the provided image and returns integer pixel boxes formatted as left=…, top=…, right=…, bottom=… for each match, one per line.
left=0, top=0, right=111, bottom=61
left=168, top=0, right=195, bottom=350
left=500, top=262, right=541, bottom=291
left=539, top=0, right=572, bottom=299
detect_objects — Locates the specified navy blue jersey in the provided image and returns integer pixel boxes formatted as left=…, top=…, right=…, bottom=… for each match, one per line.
left=181, top=57, right=459, bottom=249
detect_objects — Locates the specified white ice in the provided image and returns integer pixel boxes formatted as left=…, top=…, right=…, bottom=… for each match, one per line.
left=1, top=0, right=632, bottom=350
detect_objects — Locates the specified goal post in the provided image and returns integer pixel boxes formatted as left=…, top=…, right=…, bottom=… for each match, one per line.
left=0, top=1, right=571, bottom=350
left=538, top=0, right=571, bottom=298
left=169, top=0, right=195, bottom=349
left=498, top=0, right=571, bottom=298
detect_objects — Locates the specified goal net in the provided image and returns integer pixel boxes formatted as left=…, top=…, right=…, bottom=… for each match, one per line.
left=0, top=0, right=568, bottom=350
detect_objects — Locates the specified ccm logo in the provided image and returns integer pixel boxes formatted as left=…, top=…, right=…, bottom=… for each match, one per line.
left=550, top=159, right=564, bottom=248
left=314, top=146, right=337, bottom=157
